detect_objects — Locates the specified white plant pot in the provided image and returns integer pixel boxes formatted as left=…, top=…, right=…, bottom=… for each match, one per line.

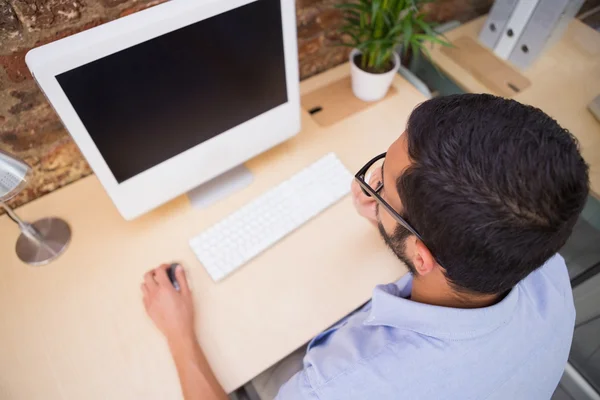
left=350, top=48, right=400, bottom=102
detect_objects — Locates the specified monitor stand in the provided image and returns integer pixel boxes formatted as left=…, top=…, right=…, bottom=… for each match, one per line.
left=186, top=165, right=254, bottom=209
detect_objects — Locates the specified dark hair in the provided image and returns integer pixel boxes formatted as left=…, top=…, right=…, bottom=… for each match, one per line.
left=399, top=94, right=589, bottom=295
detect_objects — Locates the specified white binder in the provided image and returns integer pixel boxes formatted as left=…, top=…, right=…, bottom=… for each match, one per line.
left=508, top=0, right=585, bottom=69
left=493, top=0, right=540, bottom=59
left=479, top=0, right=519, bottom=49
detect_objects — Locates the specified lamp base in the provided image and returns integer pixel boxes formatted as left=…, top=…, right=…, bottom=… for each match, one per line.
left=16, top=217, right=71, bottom=266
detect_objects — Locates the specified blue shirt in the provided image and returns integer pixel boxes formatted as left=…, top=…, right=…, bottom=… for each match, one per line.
left=277, top=254, right=575, bottom=400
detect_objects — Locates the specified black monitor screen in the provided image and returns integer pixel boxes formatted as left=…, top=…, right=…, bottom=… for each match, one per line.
left=57, top=0, right=287, bottom=183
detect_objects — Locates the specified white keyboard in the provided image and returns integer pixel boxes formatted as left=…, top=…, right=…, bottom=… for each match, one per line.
left=190, top=153, right=353, bottom=281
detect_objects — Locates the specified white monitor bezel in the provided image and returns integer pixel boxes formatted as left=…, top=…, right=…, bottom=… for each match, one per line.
left=26, top=0, right=300, bottom=220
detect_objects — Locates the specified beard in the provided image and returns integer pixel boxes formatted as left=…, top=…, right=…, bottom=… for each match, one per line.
left=377, top=219, right=418, bottom=275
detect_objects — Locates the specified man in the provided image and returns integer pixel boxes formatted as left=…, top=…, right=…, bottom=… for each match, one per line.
left=141, top=94, right=589, bottom=399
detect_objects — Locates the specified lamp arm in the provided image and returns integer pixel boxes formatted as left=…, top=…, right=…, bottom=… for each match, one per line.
left=0, top=202, right=45, bottom=244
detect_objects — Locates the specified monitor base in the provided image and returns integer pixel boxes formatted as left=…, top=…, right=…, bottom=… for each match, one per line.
left=187, top=165, right=254, bottom=209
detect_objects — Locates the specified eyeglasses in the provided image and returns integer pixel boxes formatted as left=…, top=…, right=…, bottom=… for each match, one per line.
left=354, top=152, right=424, bottom=241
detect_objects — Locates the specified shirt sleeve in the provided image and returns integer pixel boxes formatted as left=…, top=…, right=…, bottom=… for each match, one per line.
left=275, top=369, right=320, bottom=400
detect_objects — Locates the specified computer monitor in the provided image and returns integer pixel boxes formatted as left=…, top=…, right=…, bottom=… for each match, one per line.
left=26, top=0, right=300, bottom=220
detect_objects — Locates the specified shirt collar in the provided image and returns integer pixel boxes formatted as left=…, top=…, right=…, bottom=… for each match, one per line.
left=364, top=274, right=520, bottom=340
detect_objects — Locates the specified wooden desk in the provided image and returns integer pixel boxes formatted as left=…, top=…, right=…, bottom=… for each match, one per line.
left=429, top=16, right=600, bottom=198
left=0, top=64, right=420, bottom=399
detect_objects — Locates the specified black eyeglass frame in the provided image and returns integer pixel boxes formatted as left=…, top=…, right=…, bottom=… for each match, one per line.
left=354, top=152, right=424, bottom=242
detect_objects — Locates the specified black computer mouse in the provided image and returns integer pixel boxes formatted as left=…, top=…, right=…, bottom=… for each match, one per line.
left=167, top=263, right=181, bottom=292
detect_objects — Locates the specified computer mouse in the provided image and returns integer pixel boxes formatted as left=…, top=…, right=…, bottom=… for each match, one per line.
left=167, top=263, right=181, bottom=292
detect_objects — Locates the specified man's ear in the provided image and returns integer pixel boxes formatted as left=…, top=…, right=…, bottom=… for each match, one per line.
left=414, top=240, right=436, bottom=276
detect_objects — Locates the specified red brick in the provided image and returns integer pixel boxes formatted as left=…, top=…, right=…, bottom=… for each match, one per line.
left=296, top=5, right=320, bottom=26
left=102, top=0, right=130, bottom=7
left=325, top=29, right=342, bottom=42
left=11, top=0, right=83, bottom=31
left=424, top=0, right=492, bottom=23
left=297, top=0, right=322, bottom=7
left=0, top=19, right=105, bottom=84
left=298, top=36, right=323, bottom=61
left=298, top=20, right=322, bottom=39
left=40, top=139, right=86, bottom=171
left=0, top=49, right=31, bottom=83
left=0, top=1, right=21, bottom=39
left=35, top=19, right=107, bottom=46
left=4, top=139, right=92, bottom=210
left=8, top=88, right=43, bottom=114
left=317, top=9, right=342, bottom=29
left=299, top=46, right=350, bottom=80
left=0, top=130, right=17, bottom=143
left=119, top=0, right=169, bottom=17
left=0, top=116, right=65, bottom=152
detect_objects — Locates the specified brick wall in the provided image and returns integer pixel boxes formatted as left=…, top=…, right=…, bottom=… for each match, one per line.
left=0, top=0, right=493, bottom=209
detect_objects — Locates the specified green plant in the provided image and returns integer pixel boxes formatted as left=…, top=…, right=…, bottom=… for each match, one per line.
left=336, top=0, right=451, bottom=73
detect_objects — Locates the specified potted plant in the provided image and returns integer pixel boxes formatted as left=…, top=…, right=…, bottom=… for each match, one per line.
left=336, top=0, right=450, bottom=102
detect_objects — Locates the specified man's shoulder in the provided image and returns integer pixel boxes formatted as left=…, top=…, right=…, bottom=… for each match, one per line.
left=284, top=254, right=575, bottom=399
left=520, top=254, right=574, bottom=309
left=277, top=324, right=430, bottom=399
left=302, top=325, right=445, bottom=393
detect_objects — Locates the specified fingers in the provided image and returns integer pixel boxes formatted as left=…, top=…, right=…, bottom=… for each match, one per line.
left=141, top=282, right=149, bottom=297
left=141, top=283, right=149, bottom=309
left=142, top=264, right=190, bottom=298
left=352, top=180, right=376, bottom=206
left=352, top=181, right=370, bottom=204
left=174, top=264, right=191, bottom=295
left=154, top=264, right=172, bottom=287
left=366, top=201, right=377, bottom=219
left=144, top=270, right=158, bottom=291
left=351, top=180, right=362, bottom=197
left=351, top=178, right=379, bottom=224
left=368, top=167, right=382, bottom=187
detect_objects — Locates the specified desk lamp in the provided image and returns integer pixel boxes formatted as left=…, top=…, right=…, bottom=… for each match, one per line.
left=0, top=149, right=71, bottom=266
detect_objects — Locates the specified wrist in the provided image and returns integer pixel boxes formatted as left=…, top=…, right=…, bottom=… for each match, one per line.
left=167, top=329, right=197, bottom=354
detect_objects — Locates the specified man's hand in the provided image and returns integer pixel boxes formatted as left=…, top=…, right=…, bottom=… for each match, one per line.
left=141, top=264, right=228, bottom=400
left=351, top=167, right=381, bottom=226
left=141, top=264, right=195, bottom=344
